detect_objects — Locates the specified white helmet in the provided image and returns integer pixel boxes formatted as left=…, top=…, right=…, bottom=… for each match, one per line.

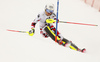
left=45, top=4, right=54, bottom=11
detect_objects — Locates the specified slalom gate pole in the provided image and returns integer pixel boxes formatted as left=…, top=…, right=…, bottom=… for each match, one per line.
left=59, top=21, right=98, bottom=26
left=55, top=0, right=59, bottom=42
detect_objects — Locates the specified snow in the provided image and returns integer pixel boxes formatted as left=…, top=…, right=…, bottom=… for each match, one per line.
left=0, top=0, right=100, bottom=62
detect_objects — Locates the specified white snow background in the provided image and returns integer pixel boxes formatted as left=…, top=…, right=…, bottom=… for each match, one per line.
left=0, top=0, right=100, bottom=62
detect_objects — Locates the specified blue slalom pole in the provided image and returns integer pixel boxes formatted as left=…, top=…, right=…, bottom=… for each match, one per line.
left=55, top=0, right=59, bottom=42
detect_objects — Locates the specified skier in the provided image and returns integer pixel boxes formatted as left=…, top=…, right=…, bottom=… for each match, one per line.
left=28, top=4, right=86, bottom=53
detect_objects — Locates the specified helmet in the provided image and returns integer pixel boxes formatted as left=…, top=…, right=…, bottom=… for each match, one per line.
left=45, top=4, right=54, bottom=10
left=45, top=4, right=54, bottom=13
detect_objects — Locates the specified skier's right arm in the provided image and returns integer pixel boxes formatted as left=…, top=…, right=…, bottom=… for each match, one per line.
left=29, top=14, right=41, bottom=36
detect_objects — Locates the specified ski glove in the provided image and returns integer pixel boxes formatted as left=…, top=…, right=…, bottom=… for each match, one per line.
left=28, top=28, right=35, bottom=36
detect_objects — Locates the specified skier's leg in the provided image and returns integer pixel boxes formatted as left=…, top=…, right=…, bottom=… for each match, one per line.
left=40, top=28, right=49, bottom=38
left=44, top=26, right=82, bottom=51
left=49, top=25, right=64, bottom=40
left=44, top=26, right=60, bottom=42
left=61, top=38, right=86, bottom=52
left=62, top=38, right=79, bottom=51
left=50, top=25, right=80, bottom=51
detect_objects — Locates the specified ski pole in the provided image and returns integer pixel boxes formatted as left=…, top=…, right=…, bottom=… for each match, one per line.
left=59, top=21, right=98, bottom=26
left=7, top=29, right=28, bottom=33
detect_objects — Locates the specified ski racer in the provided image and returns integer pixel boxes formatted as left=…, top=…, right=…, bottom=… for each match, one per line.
left=28, top=4, right=86, bottom=53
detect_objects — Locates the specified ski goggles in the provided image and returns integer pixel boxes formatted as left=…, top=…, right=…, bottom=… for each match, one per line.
left=46, top=9, right=54, bottom=13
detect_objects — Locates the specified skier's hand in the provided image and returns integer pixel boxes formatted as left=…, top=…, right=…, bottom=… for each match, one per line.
left=46, top=19, right=56, bottom=23
left=54, top=18, right=59, bottom=23
left=28, top=28, right=35, bottom=36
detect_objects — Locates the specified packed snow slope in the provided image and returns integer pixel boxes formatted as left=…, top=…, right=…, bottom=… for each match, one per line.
left=0, top=0, right=100, bottom=62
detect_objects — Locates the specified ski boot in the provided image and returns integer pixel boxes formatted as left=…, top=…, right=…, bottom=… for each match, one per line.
left=78, top=48, right=86, bottom=53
